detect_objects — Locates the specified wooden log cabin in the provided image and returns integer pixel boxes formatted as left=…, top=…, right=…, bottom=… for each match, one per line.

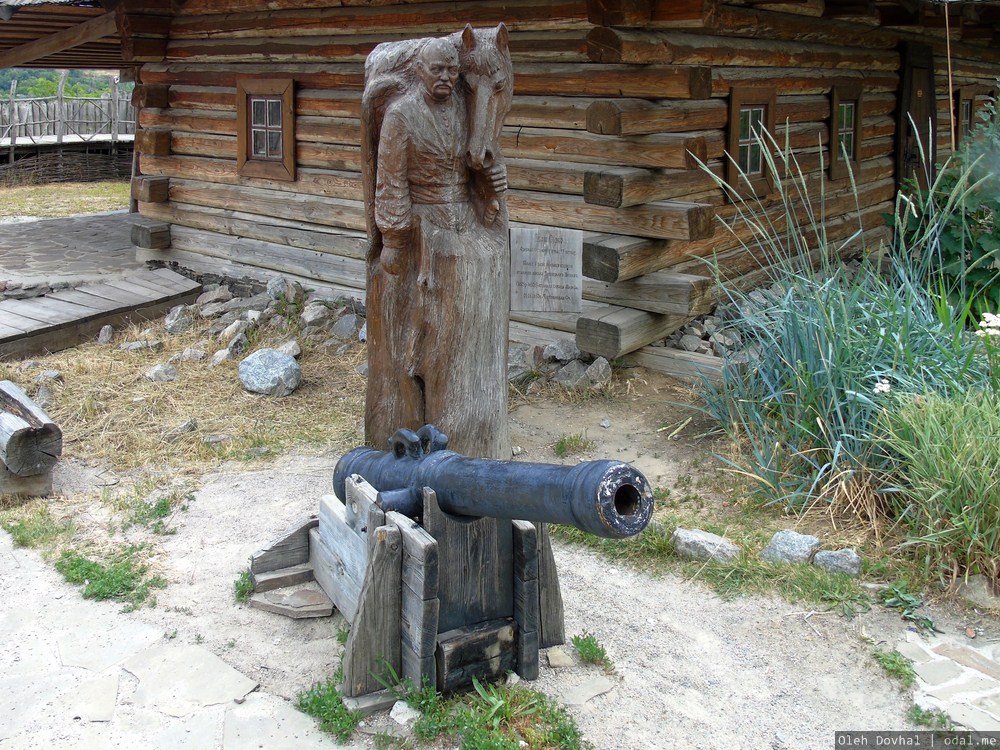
left=1, top=0, right=999, bottom=363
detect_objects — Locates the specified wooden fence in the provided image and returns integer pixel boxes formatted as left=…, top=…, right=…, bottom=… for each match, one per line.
left=0, top=82, right=135, bottom=148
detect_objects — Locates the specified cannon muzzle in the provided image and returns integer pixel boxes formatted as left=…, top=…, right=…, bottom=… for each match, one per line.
left=333, top=425, right=654, bottom=539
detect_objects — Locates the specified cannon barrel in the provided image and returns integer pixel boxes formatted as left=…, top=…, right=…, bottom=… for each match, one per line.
left=333, top=427, right=654, bottom=539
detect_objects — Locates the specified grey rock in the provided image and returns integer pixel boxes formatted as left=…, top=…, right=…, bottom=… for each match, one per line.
left=219, top=319, right=249, bottom=342
left=553, top=360, right=590, bottom=389
left=275, top=339, right=302, bottom=359
left=300, top=302, right=334, bottom=327
left=195, top=286, right=232, bottom=306
left=813, top=548, right=863, bottom=577
left=208, top=311, right=241, bottom=336
left=389, top=700, right=421, bottom=727
left=543, top=338, right=581, bottom=363
left=956, top=575, right=1000, bottom=611
left=760, top=530, right=821, bottom=564
left=119, top=339, right=164, bottom=353
left=600, top=419, right=611, bottom=429
left=178, top=347, right=208, bottom=363
left=164, top=305, right=194, bottom=334
left=5, top=283, right=50, bottom=300
left=144, top=364, right=179, bottom=382
left=164, top=418, right=198, bottom=442
left=684, top=321, right=707, bottom=338
left=208, top=349, right=231, bottom=368
left=33, top=369, right=63, bottom=384
left=331, top=313, right=363, bottom=341
left=35, top=384, right=52, bottom=410
left=511, top=445, right=523, bottom=457
left=199, top=301, right=229, bottom=319
left=97, top=325, right=114, bottom=344
left=508, top=344, right=538, bottom=385
left=244, top=309, right=266, bottom=325
left=239, top=349, right=301, bottom=397
left=585, top=356, right=612, bottom=387
left=680, top=334, right=703, bottom=352
left=202, top=434, right=232, bottom=445
left=562, top=676, right=615, bottom=707
left=358, top=322, right=367, bottom=343
left=266, top=276, right=305, bottom=305
left=227, top=333, right=250, bottom=357
left=223, top=292, right=271, bottom=314
left=356, top=361, right=369, bottom=377
left=547, top=646, right=575, bottom=668
left=671, top=527, right=741, bottom=563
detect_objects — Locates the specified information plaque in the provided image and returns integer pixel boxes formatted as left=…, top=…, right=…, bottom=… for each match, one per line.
left=510, top=226, right=583, bottom=313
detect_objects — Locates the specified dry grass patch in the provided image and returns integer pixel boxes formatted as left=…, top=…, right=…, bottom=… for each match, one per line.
left=0, top=180, right=130, bottom=219
left=0, top=318, right=366, bottom=475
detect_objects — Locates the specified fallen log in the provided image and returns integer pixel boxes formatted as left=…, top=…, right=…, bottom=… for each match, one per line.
left=0, top=380, right=63, bottom=477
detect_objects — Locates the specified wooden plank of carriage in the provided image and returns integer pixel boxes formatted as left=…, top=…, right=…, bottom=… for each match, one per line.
left=0, top=269, right=201, bottom=361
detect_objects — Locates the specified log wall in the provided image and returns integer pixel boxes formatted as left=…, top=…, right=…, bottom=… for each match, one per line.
left=133, top=0, right=1000, bottom=357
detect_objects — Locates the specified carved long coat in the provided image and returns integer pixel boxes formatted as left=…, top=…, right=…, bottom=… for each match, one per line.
left=364, top=86, right=510, bottom=459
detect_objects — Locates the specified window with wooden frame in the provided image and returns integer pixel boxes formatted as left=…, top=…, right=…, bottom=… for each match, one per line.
left=955, top=85, right=994, bottom=146
left=830, top=83, right=863, bottom=180
left=236, top=79, right=295, bottom=181
left=727, top=87, right=776, bottom=197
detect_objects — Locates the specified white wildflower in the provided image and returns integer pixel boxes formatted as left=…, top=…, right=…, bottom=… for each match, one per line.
left=873, top=379, right=891, bottom=395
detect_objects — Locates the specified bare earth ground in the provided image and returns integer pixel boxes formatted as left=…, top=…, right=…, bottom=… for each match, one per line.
left=31, top=367, right=981, bottom=749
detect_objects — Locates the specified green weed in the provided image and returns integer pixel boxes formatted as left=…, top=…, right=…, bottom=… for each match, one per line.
left=233, top=570, right=253, bottom=604
left=0, top=503, right=74, bottom=549
left=296, top=678, right=362, bottom=742
left=879, top=583, right=939, bottom=634
left=909, top=704, right=951, bottom=729
left=553, top=433, right=594, bottom=459
left=571, top=632, right=613, bottom=672
left=872, top=648, right=916, bottom=688
left=55, top=546, right=165, bottom=610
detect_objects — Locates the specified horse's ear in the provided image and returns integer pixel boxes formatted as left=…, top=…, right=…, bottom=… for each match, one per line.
left=495, top=23, right=509, bottom=51
left=461, top=23, right=476, bottom=51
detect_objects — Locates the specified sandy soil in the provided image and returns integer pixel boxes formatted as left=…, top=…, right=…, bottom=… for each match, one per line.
left=41, top=368, right=970, bottom=749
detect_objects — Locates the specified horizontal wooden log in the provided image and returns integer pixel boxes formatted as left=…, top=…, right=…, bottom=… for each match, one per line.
left=583, top=163, right=723, bottom=208
left=583, top=234, right=675, bottom=282
left=583, top=272, right=714, bottom=315
left=587, top=0, right=719, bottom=29
left=576, top=304, right=688, bottom=359
left=624, top=347, right=724, bottom=386
left=131, top=175, right=169, bottom=203
left=503, top=127, right=717, bottom=169
left=132, top=83, right=170, bottom=109
left=142, top=62, right=713, bottom=99
left=587, top=27, right=899, bottom=69
left=507, top=191, right=716, bottom=241
left=712, top=67, right=898, bottom=97
left=0, top=380, right=62, bottom=477
left=141, top=199, right=370, bottom=260
left=168, top=225, right=367, bottom=289
left=171, top=1, right=590, bottom=39
left=586, top=98, right=727, bottom=135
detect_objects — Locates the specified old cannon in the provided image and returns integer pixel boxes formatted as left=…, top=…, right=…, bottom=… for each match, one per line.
left=266, top=425, right=657, bottom=699
left=333, top=424, right=654, bottom=539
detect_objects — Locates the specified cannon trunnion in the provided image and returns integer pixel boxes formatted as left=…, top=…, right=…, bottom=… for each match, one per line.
left=313, top=426, right=655, bottom=697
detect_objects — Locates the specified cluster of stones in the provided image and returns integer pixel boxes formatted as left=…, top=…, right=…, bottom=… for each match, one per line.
left=0, top=280, right=71, bottom=300
left=108, top=276, right=367, bottom=398
left=671, top=527, right=863, bottom=577
left=508, top=338, right=613, bottom=393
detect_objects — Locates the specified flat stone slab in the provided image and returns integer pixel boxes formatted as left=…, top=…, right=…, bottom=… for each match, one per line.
left=933, top=643, right=1000, bottom=681
left=913, top=658, right=964, bottom=686
left=63, top=672, right=120, bottom=722
left=927, top=674, right=998, bottom=701
left=249, top=584, right=333, bottom=619
left=124, top=644, right=258, bottom=718
left=56, top=619, right=163, bottom=672
left=948, top=703, right=1000, bottom=731
left=561, top=676, right=616, bottom=706
left=223, top=692, right=361, bottom=749
left=547, top=646, right=575, bottom=668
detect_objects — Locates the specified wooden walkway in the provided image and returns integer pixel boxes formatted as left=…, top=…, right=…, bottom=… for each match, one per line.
left=0, top=268, right=201, bottom=360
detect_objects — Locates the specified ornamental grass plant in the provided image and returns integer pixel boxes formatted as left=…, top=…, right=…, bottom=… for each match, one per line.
left=697, top=114, right=1000, bottom=583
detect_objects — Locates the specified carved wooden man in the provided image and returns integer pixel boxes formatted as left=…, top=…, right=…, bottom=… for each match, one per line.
left=362, top=25, right=514, bottom=460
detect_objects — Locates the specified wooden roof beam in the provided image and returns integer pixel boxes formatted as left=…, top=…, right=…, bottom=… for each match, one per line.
left=0, top=11, right=117, bottom=68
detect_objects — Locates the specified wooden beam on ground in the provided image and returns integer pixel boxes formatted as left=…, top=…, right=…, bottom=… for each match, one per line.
left=0, top=12, right=117, bottom=69
left=583, top=272, right=714, bottom=316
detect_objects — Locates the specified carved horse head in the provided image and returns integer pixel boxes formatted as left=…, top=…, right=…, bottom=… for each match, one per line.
left=457, top=23, right=513, bottom=172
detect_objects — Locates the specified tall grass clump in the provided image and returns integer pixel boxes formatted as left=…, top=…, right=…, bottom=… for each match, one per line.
left=696, top=121, right=999, bottom=541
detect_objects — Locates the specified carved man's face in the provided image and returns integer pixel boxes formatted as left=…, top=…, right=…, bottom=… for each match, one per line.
left=416, top=41, right=459, bottom=101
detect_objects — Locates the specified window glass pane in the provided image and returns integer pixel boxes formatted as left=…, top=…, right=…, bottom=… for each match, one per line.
left=844, top=102, right=855, bottom=129
left=750, top=107, right=763, bottom=132
left=739, top=109, right=750, bottom=140
left=252, top=129, right=267, bottom=156
left=749, top=144, right=762, bottom=174
left=268, top=99, right=282, bottom=128
left=839, top=132, right=854, bottom=157
left=251, top=99, right=266, bottom=127
left=268, top=130, right=282, bottom=158
left=738, top=144, right=749, bottom=172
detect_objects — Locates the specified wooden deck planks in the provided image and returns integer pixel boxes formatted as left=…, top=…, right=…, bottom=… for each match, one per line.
left=0, top=269, right=201, bottom=359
